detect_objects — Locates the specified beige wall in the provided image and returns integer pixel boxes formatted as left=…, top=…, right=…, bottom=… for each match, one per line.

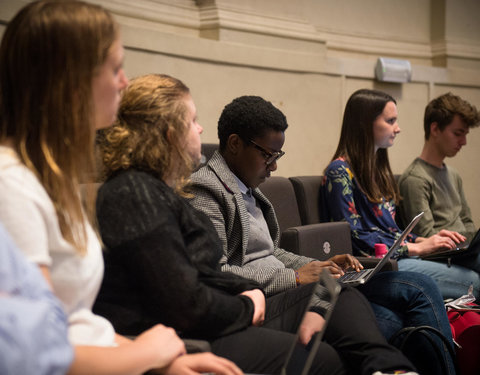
left=1, top=0, right=479, bottom=225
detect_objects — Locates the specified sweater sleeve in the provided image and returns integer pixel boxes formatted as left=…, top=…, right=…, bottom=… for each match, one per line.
left=323, top=161, right=399, bottom=253
left=456, top=175, right=477, bottom=240
left=97, top=172, right=254, bottom=339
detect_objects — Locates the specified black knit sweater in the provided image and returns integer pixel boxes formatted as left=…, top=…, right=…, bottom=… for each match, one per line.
left=93, top=168, right=259, bottom=339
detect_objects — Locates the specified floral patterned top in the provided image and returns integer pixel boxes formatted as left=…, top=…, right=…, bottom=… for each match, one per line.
left=321, top=158, right=416, bottom=257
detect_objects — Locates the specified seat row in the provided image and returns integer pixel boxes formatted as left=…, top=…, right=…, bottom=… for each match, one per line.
left=259, top=175, right=397, bottom=271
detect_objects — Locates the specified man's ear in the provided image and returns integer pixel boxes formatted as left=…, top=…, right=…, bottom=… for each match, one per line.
left=430, top=122, right=440, bottom=137
left=226, top=134, right=242, bottom=155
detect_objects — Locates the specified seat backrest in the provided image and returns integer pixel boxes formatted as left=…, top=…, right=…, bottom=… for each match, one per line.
left=195, top=143, right=218, bottom=171
left=281, top=222, right=353, bottom=259
left=289, top=176, right=323, bottom=225
left=259, top=176, right=302, bottom=233
left=201, top=143, right=218, bottom=162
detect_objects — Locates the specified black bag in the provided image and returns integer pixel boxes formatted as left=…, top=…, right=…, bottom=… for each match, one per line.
left=389, top=325, right=457, bottom=375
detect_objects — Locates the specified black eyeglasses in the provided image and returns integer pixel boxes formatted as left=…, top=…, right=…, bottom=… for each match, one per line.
left=249, top=140, right=285, bottom=166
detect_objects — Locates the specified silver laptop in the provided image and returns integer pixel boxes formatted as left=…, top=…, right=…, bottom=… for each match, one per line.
left=244, top=269, right=341, bottom=375
left=338, top=211, right=424, bottom=286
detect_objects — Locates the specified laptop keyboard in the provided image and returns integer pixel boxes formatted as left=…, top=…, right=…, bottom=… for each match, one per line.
left=339, top=268, right=373, bottom=282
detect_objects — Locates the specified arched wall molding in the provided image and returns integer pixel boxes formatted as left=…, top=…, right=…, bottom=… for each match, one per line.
left=2, top=0, right=478, bottom=80
left=101, top=0, right=480, bottom=86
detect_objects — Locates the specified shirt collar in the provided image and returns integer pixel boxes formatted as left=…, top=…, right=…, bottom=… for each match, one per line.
left=233, top=174, right=251, bottom=196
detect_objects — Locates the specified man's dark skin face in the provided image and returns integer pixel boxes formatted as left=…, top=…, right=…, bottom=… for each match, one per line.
left=222, top=130, right=285, bottom=189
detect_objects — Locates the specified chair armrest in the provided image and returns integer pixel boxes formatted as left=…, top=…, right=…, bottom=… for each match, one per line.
left=183, top=339, right=212, bottom=353
left=357, top=256, right=398, bottom=271
left=124, top=336, right=211, bottom=353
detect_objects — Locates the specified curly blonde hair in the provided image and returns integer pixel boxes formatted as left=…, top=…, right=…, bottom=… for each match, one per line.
left=99, top=74, right=194, bottom=194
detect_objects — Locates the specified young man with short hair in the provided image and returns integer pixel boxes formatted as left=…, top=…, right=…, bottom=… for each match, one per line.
left=399, top=93, right=480, bottom=240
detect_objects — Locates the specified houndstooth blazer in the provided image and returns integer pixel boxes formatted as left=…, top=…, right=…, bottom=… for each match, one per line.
left=189, top=151, right=314, bottom=296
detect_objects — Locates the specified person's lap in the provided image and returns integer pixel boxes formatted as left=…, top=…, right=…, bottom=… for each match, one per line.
left=211, top=282, right=414, bottom=375
left=210, top=326, right=346, bottom=375
left=358, top=270, right=456, bottom=375
left=398, top=257, right=480, bottom=299
left=264, top=282, right=317, bottom=333
left=358, top=271, right=451, bottom=340
left=209, top=283, right=346, bottom=374
left=323, top=286, right=415, bottom=375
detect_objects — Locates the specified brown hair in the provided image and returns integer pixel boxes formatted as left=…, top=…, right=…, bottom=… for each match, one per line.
left=424, top=92, right=480, bottom=139
left=329, top=89, right=399, bottom=203
left=0, top=0, right=119, bottom=253
left=99, top=74, right=193, bottom=194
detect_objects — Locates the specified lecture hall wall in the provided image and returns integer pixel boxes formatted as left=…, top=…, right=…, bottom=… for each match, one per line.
left=2, top=0, right=480, bottom=224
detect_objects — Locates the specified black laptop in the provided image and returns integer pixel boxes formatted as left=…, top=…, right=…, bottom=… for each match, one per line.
left=421, top=227, right=480, bottom=261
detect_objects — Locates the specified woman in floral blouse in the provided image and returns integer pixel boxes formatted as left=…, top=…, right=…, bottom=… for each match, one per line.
left=322, top=88, right=480, bottom=300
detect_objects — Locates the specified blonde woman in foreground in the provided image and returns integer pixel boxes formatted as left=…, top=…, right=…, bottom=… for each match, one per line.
left=0, top=1, right=241, bottom=374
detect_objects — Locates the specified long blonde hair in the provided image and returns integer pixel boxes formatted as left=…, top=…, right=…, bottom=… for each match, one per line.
left=99, top=74, right=194, bottom=194
left=0, top=0, right=119, bottom=253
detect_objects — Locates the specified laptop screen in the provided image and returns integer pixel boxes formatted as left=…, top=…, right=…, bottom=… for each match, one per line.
left=375, top=211, right=424, bottom=270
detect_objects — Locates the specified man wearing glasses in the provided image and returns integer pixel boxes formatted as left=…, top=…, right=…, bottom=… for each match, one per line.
left=189, top=95, right=356, bottom=297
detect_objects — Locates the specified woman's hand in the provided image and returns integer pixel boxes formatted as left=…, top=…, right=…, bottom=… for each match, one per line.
left=298, top=311, right=325, bottom=346
left=162, top=352, right=244, bottom=375
left=133, top=324, right=186, bottom=369
left=240, top=289, right=265, bottom=326
left=328, top=254, right=363, bottom=272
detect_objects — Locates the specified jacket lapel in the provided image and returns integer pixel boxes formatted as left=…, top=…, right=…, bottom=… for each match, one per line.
left=207, top=152, right=251, bottom=262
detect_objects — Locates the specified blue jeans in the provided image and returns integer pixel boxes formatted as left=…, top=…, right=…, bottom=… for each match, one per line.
left=398, top=254, right=480, bottom=300
left=358, top=271, right=456, bottom=375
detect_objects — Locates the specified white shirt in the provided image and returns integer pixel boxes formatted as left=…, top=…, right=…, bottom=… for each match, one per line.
left=0, top=146, right=115, bottom=346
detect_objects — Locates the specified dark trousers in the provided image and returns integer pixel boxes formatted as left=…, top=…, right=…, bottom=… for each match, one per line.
left=210, top=284, right=414, bottom=375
